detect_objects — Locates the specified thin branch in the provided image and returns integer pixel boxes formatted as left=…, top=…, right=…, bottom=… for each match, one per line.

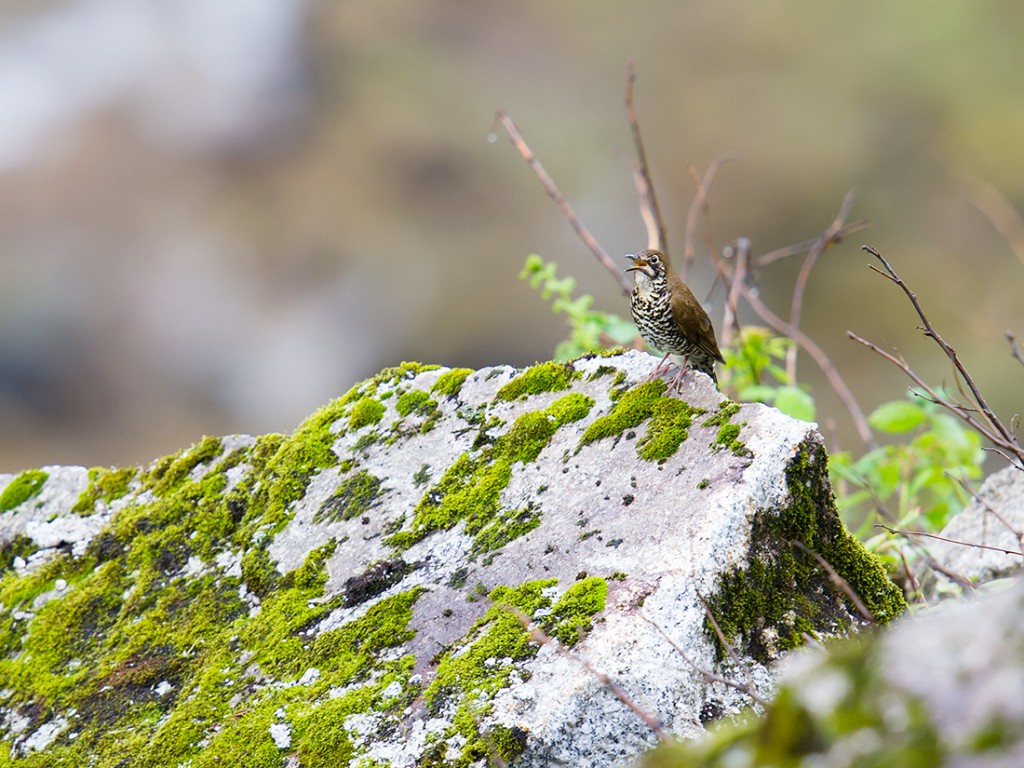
left=786, top=191, right=859, bottom=382
left=507, top=606, right=669, bottom=742
left=630, top=164, right=661, bottom=254
left=875, top=524, right=1024, bottom=558
left=1008, top=331, right=1024, bottom=369
left=861, top=245, right=1021, bottom=461
left=682, top=153, right=737, bottom=282
left=696, top=592, right=760, bottom=702
left=945, top=470, right=1024, bottom=550
left=755, top=221, right=869, bottom=267
left=625, top=60, right=666, bottom=255
left=790, top=540, right=875, bottom=624
left=848, top=331, right=1019, bottom=460
left=720, top=237, right=751, bottom=348
left=737, top=280, right=876, bottom=448
left=640, top=613, right=767, bottom=707
left=493, top=110, right=631, bottom=295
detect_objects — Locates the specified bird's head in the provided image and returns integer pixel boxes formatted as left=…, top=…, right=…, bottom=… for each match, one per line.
left=624, top=249, right=669, bottom=283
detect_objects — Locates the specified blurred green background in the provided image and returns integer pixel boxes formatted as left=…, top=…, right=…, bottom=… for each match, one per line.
left=0, top=0, right=1022, bottom=471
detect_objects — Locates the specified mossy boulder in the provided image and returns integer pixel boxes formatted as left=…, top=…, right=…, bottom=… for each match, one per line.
left=0, top=351, right=903, bottom=767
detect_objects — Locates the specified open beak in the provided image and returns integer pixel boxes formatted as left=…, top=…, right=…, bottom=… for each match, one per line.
left=624, top=254, right=647, bottom=272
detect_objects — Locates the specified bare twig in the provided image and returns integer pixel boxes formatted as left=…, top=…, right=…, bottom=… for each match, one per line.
left=506, top=606, right=668, bottom=741
left=640, top=613, right=767, bottom=707
left=625, top=60, right=666, bottom=255
left=493, top=110, right=631, bottom=295
left=737, top=281, right=876, bottom=448
left=945, top=470, right=1024, bottom=550
left=859, top=245, right=1022, bottom=467
left=848, top=331, right=1022, bottom=464
left=785, top=191, right=859, bottom=382
left=720, top=237, right=751, bottom=347
left=756, top=221, right=870, bottom=267
left=1008, top=331, right=1024, bottom=369
left=696, top=592, right=760, bottom=701
left=681, top=153, right=737, bottom=282
left=875, top=524, right=1024, bottom=558
left=790, top=540, right=876, bottom=624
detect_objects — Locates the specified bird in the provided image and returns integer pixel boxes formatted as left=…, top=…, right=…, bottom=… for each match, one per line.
left=625, top=248, right=725, bottom=388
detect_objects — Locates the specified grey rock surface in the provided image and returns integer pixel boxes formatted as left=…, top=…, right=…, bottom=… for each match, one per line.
left=930, top=465, right=1024, bottom=587
left=0, top=352, right=901, bottom=767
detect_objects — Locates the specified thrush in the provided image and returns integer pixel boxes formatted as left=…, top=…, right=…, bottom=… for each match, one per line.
left=625, top=248, right=725, bottom=387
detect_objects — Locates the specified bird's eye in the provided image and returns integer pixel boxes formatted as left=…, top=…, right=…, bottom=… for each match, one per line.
left=648, top=253, right=659, bottom=264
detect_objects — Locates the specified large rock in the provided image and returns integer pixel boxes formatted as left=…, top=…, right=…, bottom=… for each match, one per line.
left=0, top=352, right=903, bottom=766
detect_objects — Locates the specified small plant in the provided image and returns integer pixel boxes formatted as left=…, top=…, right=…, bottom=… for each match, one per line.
left=720, top=327, right=815, bottom=422
left=830, top=395, right=983, bottom=571
left=519, top=254, right=636, bottom=361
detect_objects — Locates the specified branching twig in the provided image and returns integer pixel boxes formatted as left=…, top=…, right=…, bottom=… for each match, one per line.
left=682, top=153, right=737, bottom=282
left=640, top=613, right=767, bottom=707
left=785, top=191, right=859, bottom=382
left=848, top=330, right=1022, bottom=464
left=493, top=110, right=631, bottom=295
left=790, top=540, right=876, bottom=624
left=625, top=60, right=666, bottom=255
left=859, top=245, right=1022, bottom=468
left=755, top=221, right=869, bottom=267
left=1008, top=331, right=1024, bottom=369
left=720, top=237, right=751, bottom=347
left=696, top=592, right=760, bottom=702
left=875, top=524, right=1024, bottom=558
left=506, top=606, right=668, bottom=742
left=736, top=279, right=876, bottom=448
left=945, top=470, right=1024, bottom=551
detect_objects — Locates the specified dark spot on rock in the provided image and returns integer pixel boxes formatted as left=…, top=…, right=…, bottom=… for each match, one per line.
left=343, top=559, right=411, bottom=607
left=448, top=568, right=468, bottom=589
left=606, top=538, right=623, bottom=548
left=575, top=571, right=588, bottom=581
left=442, top=608, right=453, bottom=618
left=700, top=700, right=724, bottom=724
left=622, top=494, right=635, bottom=506
left=544, top=544, right=558, bottom=555
left=595, top=479, right=602, bottom=487
left=361, top=516, right=370, bottom=525
left=625, top=430, right=636, bottom=440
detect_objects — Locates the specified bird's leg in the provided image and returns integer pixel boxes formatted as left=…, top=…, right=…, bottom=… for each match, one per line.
left=667, top=354, right=693, bottom=392
left=643, top=350, right=673, bottom=382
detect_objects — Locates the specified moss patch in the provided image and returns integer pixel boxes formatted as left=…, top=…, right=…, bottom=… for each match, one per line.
left=72, top=467, right=138, bottom=515
left=703, top=402, right=751, bottom=458
left=424, top=577, right=605, bottom=766
left=639, top=398, right=706, bottom=462
left=703, top=441, right=906, bottom=663
left=0, top=469, right=49, bottom=513
left=432, top=368, right=473, bottom=398
left=545, top=576, right=608, bottom=645
left=577, top=380, right=666, bottom=450
left=494, top=361, right=578, bottom=401
left=348, top=397, right=385, bottom=430
left=387, top=393, right=594, bottom=553
left=315, top=470, right=383, bottom=523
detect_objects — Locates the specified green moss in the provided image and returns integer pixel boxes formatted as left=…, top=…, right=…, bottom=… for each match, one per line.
left=388, top=394, right=593, bottom=552
left=348, top=397, right=385, bottom=430
left=314, top=470, right=383, bottom=523
left=0, top=469, right=48, bottom=512
left=425, top=579, right=556, bottom=766
left=140, top=436, right=223, bottom=496
left=494, top=361, right=578, bottom=401
left=395, top=389, right=433, bottom=417
left=432, top=368, right=473, bottom=398
left=703, top=442, right=907, bottom=663
left=544, top=576, right=607, bottom=645
left=639, top=398, right=705, bottom=462
left=413, top=464, right=432, bottom=487
left=703, top=402, right=751, bottom=458
left=577, top=380, right=666, bottom=450
left=72, top=466, right=138, bottom=515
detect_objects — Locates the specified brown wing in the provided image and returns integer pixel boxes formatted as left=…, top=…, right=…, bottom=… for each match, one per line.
left=669, top=276, right=726, bottom=363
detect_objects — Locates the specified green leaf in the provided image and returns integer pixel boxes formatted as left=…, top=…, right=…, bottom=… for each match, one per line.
left=869, top=400, right=927, bottom=433
left=774, top=386, right=816, bottom=422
